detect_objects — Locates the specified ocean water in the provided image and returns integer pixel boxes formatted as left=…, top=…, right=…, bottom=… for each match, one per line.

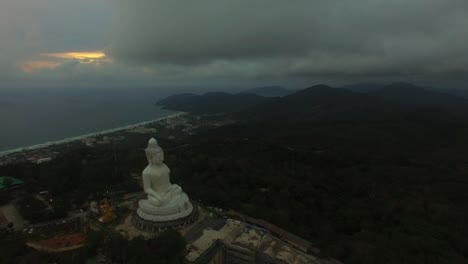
left=0, top=88, right=177, bottom=152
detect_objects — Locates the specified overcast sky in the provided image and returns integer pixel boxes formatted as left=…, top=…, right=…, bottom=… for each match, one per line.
left=1, top=0, right=467, bottom=90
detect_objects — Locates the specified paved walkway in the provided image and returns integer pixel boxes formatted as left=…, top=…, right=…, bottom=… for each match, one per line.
left=183, top=217, right=226, bottom=243
left=0, top=202, right=25, bottom=230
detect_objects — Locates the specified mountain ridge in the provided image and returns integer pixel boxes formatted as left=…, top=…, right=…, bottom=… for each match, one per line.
left=240, top=86, right=292, bottom=97
left=157, top=83, right=468, bottom=121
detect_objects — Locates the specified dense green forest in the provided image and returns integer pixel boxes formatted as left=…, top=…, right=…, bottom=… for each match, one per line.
left=170, top=120, right=468, bottom=263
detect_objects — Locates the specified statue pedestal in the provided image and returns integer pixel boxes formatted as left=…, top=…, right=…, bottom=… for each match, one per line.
left=132, top=201, right=199, bottom=232
left=137, top=198, right=193, bottom=222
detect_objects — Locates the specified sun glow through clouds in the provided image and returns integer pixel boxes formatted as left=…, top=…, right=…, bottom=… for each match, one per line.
left=20, top=51, right=108, bottom=72
left=42, top=51, right=106, bottom=60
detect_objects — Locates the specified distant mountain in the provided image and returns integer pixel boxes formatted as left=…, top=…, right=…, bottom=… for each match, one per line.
left=241, top=86, right=292, bottom=97
left=368, top=83, right=468, bottom=114
left=157, top=92, right=268, bottom=114
left=157, top=83, right=468, bottom=121
left=341, top=83, right=385, bottom=93
left=238, top=84, right=396, bottom=122
left=438, top=88, right=468, bottom=99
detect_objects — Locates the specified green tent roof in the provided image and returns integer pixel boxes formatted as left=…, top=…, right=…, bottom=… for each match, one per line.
left=0, top=176, right=24, bottom=190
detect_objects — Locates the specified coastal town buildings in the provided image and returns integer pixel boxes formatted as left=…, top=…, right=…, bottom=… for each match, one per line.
left=0, top=112, right=232, bottom=167
left=0, top=149, right=59, bottom=166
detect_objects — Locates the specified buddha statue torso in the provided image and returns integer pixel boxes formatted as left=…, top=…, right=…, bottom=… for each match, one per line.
left=142, top=163, right=182, bottom=207
left=143, top=163, right=171, bottom=193
left=136, top=138, right=194, bottom=222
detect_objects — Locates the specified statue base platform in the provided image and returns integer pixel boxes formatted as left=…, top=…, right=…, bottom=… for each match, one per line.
left=132, top=202, right=199, bottom=232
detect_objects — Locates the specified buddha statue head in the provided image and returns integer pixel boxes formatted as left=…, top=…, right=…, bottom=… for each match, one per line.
left=145, top=138, right=164, bottom=166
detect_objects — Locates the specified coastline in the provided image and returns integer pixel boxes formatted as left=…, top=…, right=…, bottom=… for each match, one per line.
left=0, top=112, right=186, bottom=157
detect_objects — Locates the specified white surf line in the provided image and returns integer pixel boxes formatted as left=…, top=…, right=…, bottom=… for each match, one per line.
left=0, top=112, right=186, bottom=157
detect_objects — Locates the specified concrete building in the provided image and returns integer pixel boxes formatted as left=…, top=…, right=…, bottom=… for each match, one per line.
left=185, top=219, right=341, bottom=264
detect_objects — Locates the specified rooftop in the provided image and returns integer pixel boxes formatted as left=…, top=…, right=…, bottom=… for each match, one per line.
left=0, top=176, right=24, bottom=190
left=185, top=219, right=244, bottom=262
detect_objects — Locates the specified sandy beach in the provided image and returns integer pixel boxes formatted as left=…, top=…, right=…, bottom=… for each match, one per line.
left=0, top=112, right=185, bottom=157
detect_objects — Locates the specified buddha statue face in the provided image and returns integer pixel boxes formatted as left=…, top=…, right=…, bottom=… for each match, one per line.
left=145, top=138, right=164, bottom=166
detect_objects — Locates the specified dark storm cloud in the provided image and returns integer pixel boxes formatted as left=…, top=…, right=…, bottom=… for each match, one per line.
left=1, top=0, right=467, bottom=89
left=0, top=0, right=112, bottom=83
left=38, top=0, right=112, bottom=52
left=110, top=0, right=468, bottom=81
left=0, top=0, right=46, bottom=78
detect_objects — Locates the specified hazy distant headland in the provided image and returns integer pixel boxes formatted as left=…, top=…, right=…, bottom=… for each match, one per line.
left=157, top=82, right=468, bottom=119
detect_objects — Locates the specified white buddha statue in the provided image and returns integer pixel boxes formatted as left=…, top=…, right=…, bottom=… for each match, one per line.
left=136, top=138, right=193, bottom=222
